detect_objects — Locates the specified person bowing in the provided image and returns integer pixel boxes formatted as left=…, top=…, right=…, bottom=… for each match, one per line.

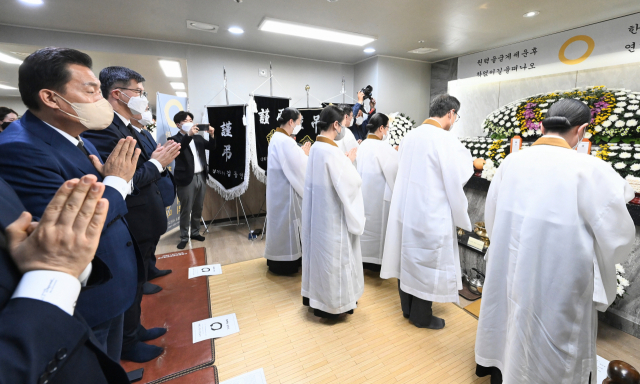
left=301, top=105, right=365, bottom=319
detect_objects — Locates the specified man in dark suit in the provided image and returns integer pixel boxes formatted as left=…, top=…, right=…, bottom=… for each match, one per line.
left=0, top=47, right=142, bottom=363
left=0, top=175, right=130, bottom=384
left=82, top=66, right=180, bottom=362
left=168, top=111, right=216, bottom=249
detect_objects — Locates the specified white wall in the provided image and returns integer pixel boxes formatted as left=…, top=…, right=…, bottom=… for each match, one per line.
left=377, top=57, right=430, bottom=122
left=448, top=61, right=640, bottom=138
left=0, top=96, right=26, bottom=116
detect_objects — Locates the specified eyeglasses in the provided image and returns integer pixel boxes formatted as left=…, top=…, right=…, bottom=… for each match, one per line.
left=117, top=87, right=147, bottom=98
left=454, top=111, right=461, bottom=122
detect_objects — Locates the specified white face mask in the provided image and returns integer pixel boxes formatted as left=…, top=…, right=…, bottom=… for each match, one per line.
left=334, top=124, right=346, bottom=141
left=181, top=122, right=194, bottom=132
left=137, top=110, right=153, bottom=126
left=349, top=117, right=354, bottom=127
left=293, top=124, right=302, bottom=135
left=120, top=91, right=149, bottom=115
left=356, top=116, right=364, bottom=125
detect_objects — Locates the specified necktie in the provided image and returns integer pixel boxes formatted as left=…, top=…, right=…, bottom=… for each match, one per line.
left=127, top=124, right=149, bottom=158
left=77, top=140, right=90, bottom=157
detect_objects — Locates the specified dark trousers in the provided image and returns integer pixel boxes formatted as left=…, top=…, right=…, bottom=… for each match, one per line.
left=398, top=280, right=433, bottom=327
left=122, top=237, right=158, bottom=353
left=92, top=313, right=125, bottom=361
left=177, top=172, right=206, bottom=242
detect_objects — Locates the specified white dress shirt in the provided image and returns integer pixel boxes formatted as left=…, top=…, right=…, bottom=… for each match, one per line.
left=180, top=130, right=204, bottom=174
left=114, top=112, right=163, bottom=173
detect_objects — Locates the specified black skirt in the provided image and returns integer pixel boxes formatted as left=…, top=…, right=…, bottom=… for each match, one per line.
left=267, top=258, right=301, bottom=275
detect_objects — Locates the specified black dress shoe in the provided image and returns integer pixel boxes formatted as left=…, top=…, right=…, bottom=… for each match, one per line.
left=177, top=240, right=188, bottom=249
left=138, top=325, right=167, bottom=342
left=143, top=282, right=162, bottom=295
left=148, top=269, right=172, bottom=280
left=190, top=234, right=206, bottom=241
left=121, top=342, right=164, bottom=363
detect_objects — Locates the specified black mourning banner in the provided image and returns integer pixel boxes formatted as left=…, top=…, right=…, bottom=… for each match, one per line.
left=296, top=108, right=323, bottom=146
left=253, top=96, right=290, bottom=175
left=207, top=105, right=248, bottom=199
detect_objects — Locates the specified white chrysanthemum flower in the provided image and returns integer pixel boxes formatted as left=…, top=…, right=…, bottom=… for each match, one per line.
left=473, top=150, right=478, bottom=154
left=480, top=150, right=485, bottom=154
left=595, top=125, right=603, bottom=132
left=634, top=153, right=640, bottom=159
left=620, top=152, right=631, bottom=158
left=609, top=152, right=618, bottom=157
left=615, top=162, right=626, bottom=169
left=540, top=109, right=548, bottom=114
left=617, top=286, right=625, bottom=296
left=618, top=97, right=628, bottom=101
left=506, top=122, right=511, bottom=127
left=615, top=108, right=625, bottom=114
left=514, top=128, right=521, bottom=133
left=627, top=119, right=638, bottom=127
left=630, top=99, right=640, bottom=104
left=528, top=129, right=534, bottom=136
left=615, top=91, right=627, bottom=95
left=615, top=120, right=626, bottom=128
left=498, top=158, right=504, bottom=163
left=603, top=121, right=612, bottom=127
left=625, top=113, right=634, bottom=118
left=522, top=131, right=528, bottom=137
left=537, top=130, right=542, bottom=136
left=616, top=264, right=626, bottom=274
left=610, top=145, right=620, bottom=150
left=617, top=102, right=628, bottom=107
left=546, top=99, right=555, bottom=102
left=584, top=132, right=592, bottom=139
left=619, top=276, right=630, bottom=287
left=498, top=148, right=504, bottom=153
left=539, top=103, right=548, bottom=107
left=609, top=115, right=619, bottom=122
left=629, top=105, right=639, bottom=110
left=631, top=164, right=640, bottom=171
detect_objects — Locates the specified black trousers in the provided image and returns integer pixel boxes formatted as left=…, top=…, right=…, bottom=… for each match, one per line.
left=267, top=258, right=302, bottom=275
left=122, top=237, right=158, bottom=353
left=398, top=280, right=433, bottom=327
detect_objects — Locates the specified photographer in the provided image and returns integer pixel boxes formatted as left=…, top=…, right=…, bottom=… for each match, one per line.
left=350, top=89, right=377, bottom=141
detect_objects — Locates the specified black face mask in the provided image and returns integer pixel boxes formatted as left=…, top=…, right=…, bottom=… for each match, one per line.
left=0, top=121, right=11, bottom=131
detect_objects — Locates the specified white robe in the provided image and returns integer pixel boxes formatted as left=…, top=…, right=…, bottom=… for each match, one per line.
left=264, top=130, right=308, bottom=261
left=380, top=123, right=473, bottom=303
left=337, top=128, right=359, bottom=167
left=301, top=136, right=366, bottom=314
left=475, top=137, right=636, bottom=384
left=356, top=136, right=399, bottom=265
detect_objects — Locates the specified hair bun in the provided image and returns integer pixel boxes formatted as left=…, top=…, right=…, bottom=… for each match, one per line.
left=316, top=121, right=329, bottom=130
left=541, top=116, right=571, bottom=131
left=276, top=117, right=285, bottom=125
left=366, top=123, right=374, bottom=130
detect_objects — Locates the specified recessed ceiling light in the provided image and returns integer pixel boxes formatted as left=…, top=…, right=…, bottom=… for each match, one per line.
left=0, top=52, right=23, bottom=65
left=170, top=82, right=185, bottom=90
left=186, top=20, right=219, bottom=33
left=364, top=48, right=375, bottom=53
left=258, top=18, right=376, bottom=46
left=159, top=60, right=182, bottom=78
left=408, top=47, right=438, bottom=54
left=228, top=27, right=244, bottom=34
left=523, top=11, right=539, bottom=17
left=0, top=84, right=17, bottom=90
left=418, top=40, right=425, bottom=44
left=19, top=0, right=43, bottom=5
left=176, top=91, right=188, bottom=98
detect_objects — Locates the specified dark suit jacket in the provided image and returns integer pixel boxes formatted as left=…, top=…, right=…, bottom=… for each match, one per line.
left=0, top=111, right=142, bottom=327
left=168, top=132, right=216, bottom=187
left=350, top=103, right=376, bottom=141
left=0, top=177, right=129, bottom=384
left=140, top=129, right=177, bottom=207
left=83, top=114, right=168, bottom=243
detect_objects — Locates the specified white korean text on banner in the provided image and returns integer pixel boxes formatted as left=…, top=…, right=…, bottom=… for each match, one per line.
left=458, top=12, right=640, bottom=83
left=207, top=105, right=249, bottom=200
left=156, top=92, right=188, bottom=232
left=249, top=95, right=290, bottom=184
left=296, top=108, right=323, bottom=147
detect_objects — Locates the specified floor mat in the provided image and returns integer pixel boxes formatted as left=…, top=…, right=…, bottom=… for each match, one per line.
left=121, top=247, right=215, bottom=384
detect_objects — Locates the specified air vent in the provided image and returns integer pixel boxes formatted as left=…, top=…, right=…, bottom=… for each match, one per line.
left=408, top=48, right=438, bottom=54
left=187, top=20, right=219, bottom=33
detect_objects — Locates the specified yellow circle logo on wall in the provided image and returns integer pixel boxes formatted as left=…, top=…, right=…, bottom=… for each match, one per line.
left=164, top=99, right=185, bottom=128
left=558, top=35, right=595, bottom=65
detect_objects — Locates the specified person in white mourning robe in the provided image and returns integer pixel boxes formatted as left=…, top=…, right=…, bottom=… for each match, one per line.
left=381, top=94, right=472, bottom=329
left=337, top=105, right=360, bottom=167
left=301, top=105, right=365, bottom=318
left=356, top=113, right=399, bottom=272
left=264, top=108, right=311, bottom=275
left=475, top=99, right=635, bottom=384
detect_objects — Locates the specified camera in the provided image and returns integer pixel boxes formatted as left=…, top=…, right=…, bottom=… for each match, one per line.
left=360, top=85, right=373, bottom=101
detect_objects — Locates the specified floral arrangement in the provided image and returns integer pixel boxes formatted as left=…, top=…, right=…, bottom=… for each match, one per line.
left=616, top=264, right=630, bottom=299
left=387, top=112, right=416, bottom=146
left=145, top=121, right=157, bottom=133
left=592, top=143, right=640, bottom=178
left=482, top=86, right=640, bottom=144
